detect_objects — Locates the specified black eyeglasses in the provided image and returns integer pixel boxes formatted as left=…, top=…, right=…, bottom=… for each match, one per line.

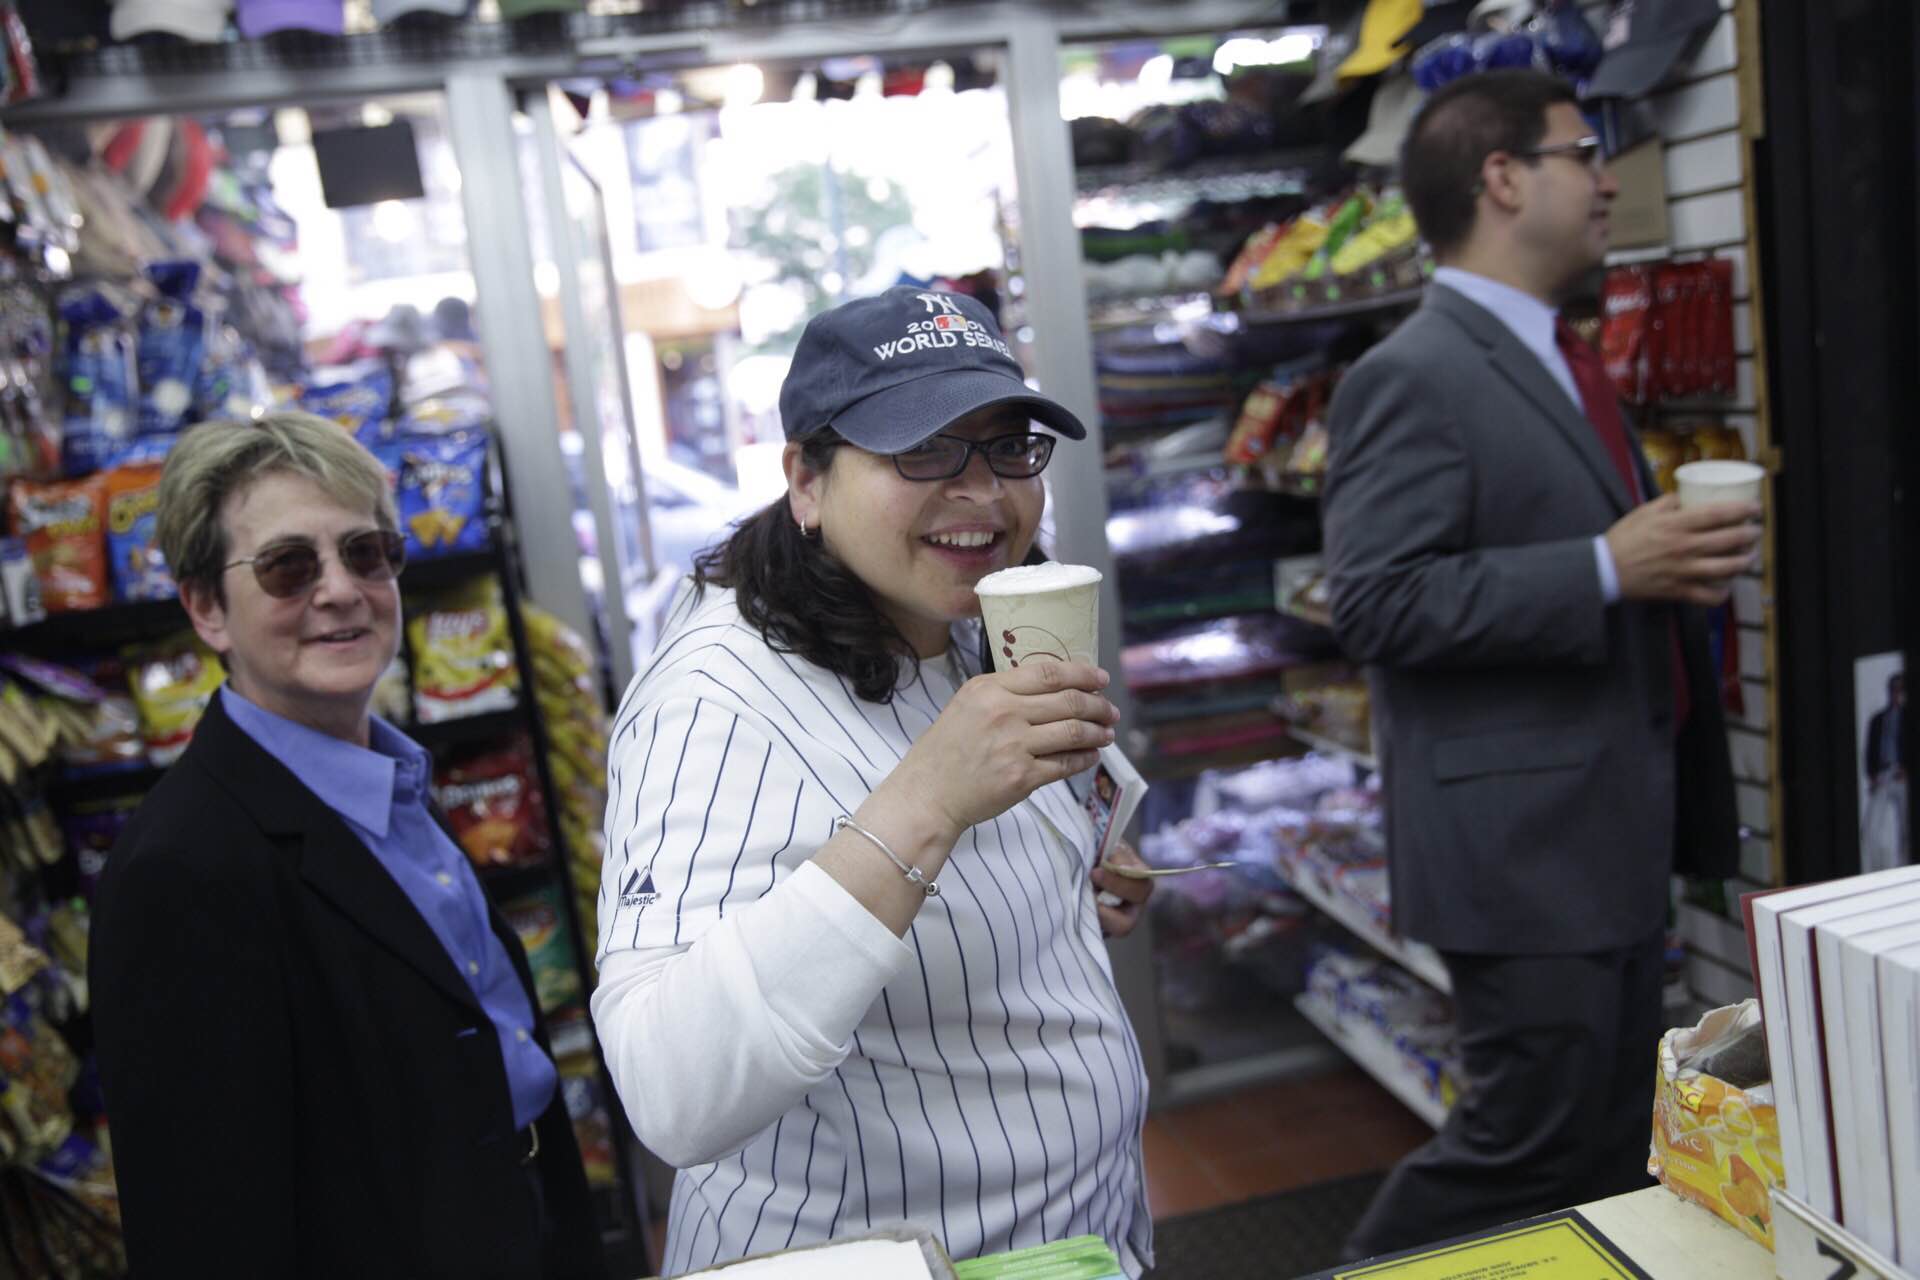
left=223, top=528, right=407, bottom=599
left=1515, top=135, right=1607, bottom=174
left=892, top=432, right=1056, bottom=482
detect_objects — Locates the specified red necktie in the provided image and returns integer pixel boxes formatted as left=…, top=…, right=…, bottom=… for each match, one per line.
left=1555, top=318, right=1691, bottom=732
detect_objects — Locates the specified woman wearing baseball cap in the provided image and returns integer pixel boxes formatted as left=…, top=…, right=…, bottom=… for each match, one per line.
left=592, top=287, right=1155, bottom=1274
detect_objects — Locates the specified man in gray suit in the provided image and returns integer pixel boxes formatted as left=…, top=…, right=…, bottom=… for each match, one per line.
left=1323, top=70, right=1760, bottom=1257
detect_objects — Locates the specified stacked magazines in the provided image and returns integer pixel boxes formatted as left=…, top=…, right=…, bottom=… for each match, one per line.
left=1747, top=865, right=1920, bottom=1266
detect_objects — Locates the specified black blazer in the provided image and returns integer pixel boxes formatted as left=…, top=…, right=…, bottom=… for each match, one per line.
left=91, top=694, right=606, bottom=1279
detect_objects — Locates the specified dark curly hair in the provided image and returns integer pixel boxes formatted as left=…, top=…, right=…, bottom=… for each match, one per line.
left=691, top=431, right=1043, bottom=703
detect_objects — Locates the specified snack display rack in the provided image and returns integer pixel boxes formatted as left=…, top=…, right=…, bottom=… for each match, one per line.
left=1063, top=21, right=1456, bottom=1105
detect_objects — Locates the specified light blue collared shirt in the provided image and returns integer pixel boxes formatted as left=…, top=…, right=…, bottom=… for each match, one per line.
left=1433, top=266, right=1623, bottom=604
left=221, top=685, right=558, bottom=1131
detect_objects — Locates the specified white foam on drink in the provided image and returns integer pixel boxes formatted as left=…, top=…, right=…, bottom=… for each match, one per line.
left=974, top=563, right=1102, bottom=595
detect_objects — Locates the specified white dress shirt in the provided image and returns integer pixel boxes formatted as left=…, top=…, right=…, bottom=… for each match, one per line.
left=1432, top=266, right=1624, bottom=603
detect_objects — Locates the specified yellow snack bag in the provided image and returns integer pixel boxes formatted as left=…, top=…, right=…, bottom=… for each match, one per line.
left=124, top=633, right=226, bottom=766
left=1649, top=999, right=1782, bottom=1248
left=407, top=578, right=519, bottom=723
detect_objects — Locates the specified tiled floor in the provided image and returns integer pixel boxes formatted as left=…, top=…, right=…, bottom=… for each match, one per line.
left=1142, top=1066, right=1433, bottom=1220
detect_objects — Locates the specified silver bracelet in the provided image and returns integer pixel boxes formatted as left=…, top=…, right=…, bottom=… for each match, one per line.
left=834, top=815, right=940, bottom=898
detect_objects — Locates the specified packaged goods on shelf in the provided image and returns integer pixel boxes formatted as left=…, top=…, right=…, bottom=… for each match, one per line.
left=8, top=474, right=110, bottom=613
left=1304, top=945, right=1459, bottom=1100
left=388, top=431, right=491, bottom=559
left=123, top=632, right=223, bottom=766
left=1601, top=260, right=1737, bottom=405
left=408, top=577, right=519, bottom=723
left=502, top=883, right=585, bottom=1015
left=522, top=603, right=609, bottom=938
left=434, top=736, right=551, bottom=871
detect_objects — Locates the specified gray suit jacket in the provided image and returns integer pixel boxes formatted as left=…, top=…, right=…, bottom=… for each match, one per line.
left=1322, top=284, right=1739, bottom=955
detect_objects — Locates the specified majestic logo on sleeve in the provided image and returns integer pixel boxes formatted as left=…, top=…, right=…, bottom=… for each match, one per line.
left=619, top=869, right=660, bottom=908
left=872, top=294, right=1016, bottom=363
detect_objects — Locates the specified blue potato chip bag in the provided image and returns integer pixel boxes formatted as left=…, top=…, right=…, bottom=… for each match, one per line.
left=396, top=432, right=490, bottom=558
left=299, top=366, right=393, bottom=446
left=135, top=261, right=207, bottom=437
left=59, top=288, right=138, bottom=476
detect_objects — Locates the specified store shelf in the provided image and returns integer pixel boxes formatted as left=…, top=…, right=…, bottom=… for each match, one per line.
left=1282, top=858, right=1451, bottom=994
left=1282, top=724, right=1377, bottom=772
left=1224, top=285, right=1425, bottom=329
left=476, top=859, right=557, bottom=901
left=402, top=548, right=501, bottom=594
left=4, top=598, right=191, bottom=654
left=48, top=766, right=167, bottom=809
left=411, top=707, right=528, bottom=751
left=1294, top=994, right=1448, bottom=1130
left=1075, top=151, right=1317, bottom=204
left=1275, top=597, right=1333, bottom=629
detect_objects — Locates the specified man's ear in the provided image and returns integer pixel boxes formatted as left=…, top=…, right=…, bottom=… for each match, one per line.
left=1479, top=150, right=1526, bottom=215
left=180, top=578, right=233, bottom=659
left=783, top=441, right=826, bottom=529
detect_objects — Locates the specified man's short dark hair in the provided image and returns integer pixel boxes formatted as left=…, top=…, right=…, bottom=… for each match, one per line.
left=1400, top=69, right=1581, bottom=258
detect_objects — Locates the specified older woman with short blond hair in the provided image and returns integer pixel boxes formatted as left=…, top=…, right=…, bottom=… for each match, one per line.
left=91, top=412, right=605, bottom=1279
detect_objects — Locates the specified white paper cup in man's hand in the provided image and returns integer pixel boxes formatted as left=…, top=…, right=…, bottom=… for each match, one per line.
left=974, top=563, right=1102, bottom=674
left=1674, top=460, right=1765, bottom=510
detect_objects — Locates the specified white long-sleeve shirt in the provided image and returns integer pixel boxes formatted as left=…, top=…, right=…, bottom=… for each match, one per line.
left=592, top=584, right=1152, bottom=1277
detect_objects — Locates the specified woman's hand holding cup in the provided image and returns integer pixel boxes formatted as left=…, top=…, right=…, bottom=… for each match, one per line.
left=884, top=660, right=1118, bottom=842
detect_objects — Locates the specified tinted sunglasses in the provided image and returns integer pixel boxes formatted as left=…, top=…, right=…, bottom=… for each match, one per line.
left=223, top=528, right=407, bottom=599
left=892, top=432, right=1056, bottom=482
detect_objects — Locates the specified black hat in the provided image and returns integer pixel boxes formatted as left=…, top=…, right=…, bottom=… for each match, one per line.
left=778, top=287, right=1087, bottom=453
left=1585, top=0, right=1721, bottom=99
left=1396, top=0, right=1471, bottom=51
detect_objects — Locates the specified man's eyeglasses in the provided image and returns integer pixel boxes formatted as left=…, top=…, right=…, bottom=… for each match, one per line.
left=892, top=432, right=1056, bottom=482
left=1515, top=135, right=1607, bottom=174
left=223, top=528, right=407, bottom=599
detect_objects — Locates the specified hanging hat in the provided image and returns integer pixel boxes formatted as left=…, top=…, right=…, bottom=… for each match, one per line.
left=1338, top=0, right=1425, bottom=79
left=370, top=0, right=468, bottom=26
left=1343, top=73, right=1426, bottom=168
left=110, top=0, right=230, bottom=42
left=235, top=0, right=343, bottom=37
left=1300, top=0, right=1369, bottom=103
left=1397, top=1, right=1472, bottom=51
left=1586, top=0, right=1721, bottom=98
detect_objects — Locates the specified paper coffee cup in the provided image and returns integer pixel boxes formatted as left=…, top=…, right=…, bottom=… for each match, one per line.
left=1674, top=460, right=1765, bottom=509
left=974, top=563, right=1102, bottom=674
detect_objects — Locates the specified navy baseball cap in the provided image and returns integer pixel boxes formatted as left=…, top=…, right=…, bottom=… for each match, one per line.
left=778, top=286, right=1088, bottom=453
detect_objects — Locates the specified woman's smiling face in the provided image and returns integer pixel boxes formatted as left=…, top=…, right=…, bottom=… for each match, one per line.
left=790, top=405, right=1047, bottom=658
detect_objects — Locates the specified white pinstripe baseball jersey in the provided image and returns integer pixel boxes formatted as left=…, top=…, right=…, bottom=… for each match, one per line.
left=593, top=584, right=1152, bottom=1276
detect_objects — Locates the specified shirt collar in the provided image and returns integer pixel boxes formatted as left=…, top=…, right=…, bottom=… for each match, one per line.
left=1432, top=266, right=1561, bottom=352
left=219, top=685, right=429, bottom=839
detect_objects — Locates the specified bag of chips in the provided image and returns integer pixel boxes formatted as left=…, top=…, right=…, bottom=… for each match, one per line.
left=135, top=260, right=208, bottom=437
left=300, top=367, right=392, bottom=447
left=433, top=736, right=549, bottom=868
left=395, top=432, right=490, bottom=559
left=408, top=577, right=518, bottom=723
left=557, top=1047, right=616, bottom=1188
left=8, top=474, right=110, bottom=612
left=500, top=883, right=583, bottom=1013
left=123, top=632, right=225, bottom=766
left=57, top=287, right=137, bottom=478
left=1602, top=265, right=1653, bottom=406
left=104, top=463, right=173, bottom=602
left=62, top=796, right=140, bottom=901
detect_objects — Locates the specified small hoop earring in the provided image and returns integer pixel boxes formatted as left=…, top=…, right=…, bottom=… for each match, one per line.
left=797, top=516, right=816, bottom=539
